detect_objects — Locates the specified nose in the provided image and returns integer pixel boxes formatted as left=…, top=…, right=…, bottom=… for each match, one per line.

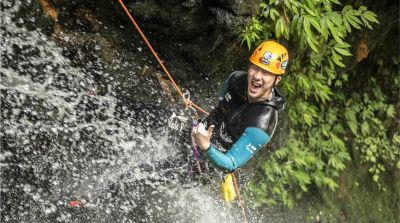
left=253, top=69, right=262, bottom=80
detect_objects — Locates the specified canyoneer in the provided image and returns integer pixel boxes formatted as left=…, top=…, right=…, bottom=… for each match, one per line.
left=192, top=40, right=288, bottom=174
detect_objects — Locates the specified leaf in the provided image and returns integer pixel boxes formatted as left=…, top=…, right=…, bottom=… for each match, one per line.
left=305, top=155, right=317, bottom=165
left=275, top=17, right=283, bottom=38
left=291, top=14, right=300, bottom=31
left=246, top=38, right=251, bottom=50
left=294, top=171, right=311, bottom=184
left=331, top=134, right=345, bottom=151
left=284, top=0, right=291, bottom=11
left=331, top=49, right=346, bottom=67
left=303, top=17, right=313, bottom=37
left=297, top=16, right=304, bottom=35
left=334, top=47, right=352, bottom=56
left=329, top=12, right=343, bottom=27
left=304, top=4, right=316, bottom=17
left=275, top=149, right=287, bottom=159
left=359, top=6, right=367, bottom=12
left=291, top=2, right=299, bottom=14
left=336, top=42, right=351, bottom=48
left=320, top=17, right=329, bottom=40
left=304, top=15, right=322, bottom=33
left=326, top=19, right=343, bottom=44
left=303, top=18, right=319, bottom=52
left=386, top=105, right=395, bottom=118
left=299, top=75, right=310, bottom=89
left=294, top=155, right=308, bottom=166
left=330, top=0, right=341, bottom=5
left=270, top=8, right=280, bottom=21
left=363, top=11, right=380, bottom=24
left=342, top=5, right=353, bottom=14
left=350, top=13, right=363, bottom=25
left=345, top=13, right=362, bottom=29
left=280, top=17, right=286, bottom=36
left=343, top=19, right=352, bottom=33
left=323, top=177, right=338, bottom=191
left=328, top=156, right=346, bottom=170
left=303, top=113, right=313, bottom=126
left=348, top=121, right=358, bottom=135
left=306, top=37, right=319, bottom=53
left=361, top=122, right=370, bottom=135
left=360, top=16, right=373, bottom=29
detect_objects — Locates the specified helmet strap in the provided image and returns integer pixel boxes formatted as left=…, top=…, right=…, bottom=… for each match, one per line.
left=273, top=75, right=278, bottom=86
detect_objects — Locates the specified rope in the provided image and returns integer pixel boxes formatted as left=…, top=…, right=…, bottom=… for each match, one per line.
left=116, top=0, right=208, bottom=116
left=232, top=173, right=249, bottom=223
left=116, top=1, right=247, bottom=222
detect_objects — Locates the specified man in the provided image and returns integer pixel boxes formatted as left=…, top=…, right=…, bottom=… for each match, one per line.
left=192, top=40, right=288, bottom=172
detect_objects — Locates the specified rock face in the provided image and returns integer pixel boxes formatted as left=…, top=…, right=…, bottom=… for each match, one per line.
left=125, top=0, right=259, bottom=79
left=22, top=0, right=257, bottom=80
left=127, top=0, right=257, bottom=39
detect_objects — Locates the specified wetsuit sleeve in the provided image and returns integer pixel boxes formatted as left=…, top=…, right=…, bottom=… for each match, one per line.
left=205, top=127, right=269, bottom=171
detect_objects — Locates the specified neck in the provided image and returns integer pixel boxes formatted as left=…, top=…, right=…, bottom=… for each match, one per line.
left=248, top=88, right=273, bottom=103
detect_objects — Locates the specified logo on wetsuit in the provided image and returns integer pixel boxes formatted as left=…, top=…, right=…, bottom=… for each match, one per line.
left=246, top=143, right=257, bottom=154
left=224, top=93, right=231, bottom=102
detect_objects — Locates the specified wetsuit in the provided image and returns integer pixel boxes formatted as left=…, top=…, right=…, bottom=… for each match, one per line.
left=204, top=71, right=286, bottom=171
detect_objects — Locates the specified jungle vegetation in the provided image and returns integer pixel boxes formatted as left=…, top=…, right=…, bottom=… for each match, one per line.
left=239, top=0, right=399, bottom=217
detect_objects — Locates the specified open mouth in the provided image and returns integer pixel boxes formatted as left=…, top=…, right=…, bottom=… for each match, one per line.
left=249, top=80, right=262, bottom=93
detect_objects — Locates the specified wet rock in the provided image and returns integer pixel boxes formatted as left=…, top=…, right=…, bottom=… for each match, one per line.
left=127, top=0, right=212, bottom=40
left=208, top=6, right=250, bottom=36
left=123, top=0, right=257, bottom=79
left=210, top=0, right=259, bottom=16
left=127, top=0, right=256, bottom=39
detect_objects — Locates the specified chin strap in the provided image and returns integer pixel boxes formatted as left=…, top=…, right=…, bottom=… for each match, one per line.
left=272, top=75, right=278, bottom=86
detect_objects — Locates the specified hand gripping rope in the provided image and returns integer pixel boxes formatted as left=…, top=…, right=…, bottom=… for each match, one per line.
left=184, top=92, right=203, bottom=175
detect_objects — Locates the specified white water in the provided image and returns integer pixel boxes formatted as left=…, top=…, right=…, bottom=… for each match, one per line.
left=0, top=2, right=242, bottom=223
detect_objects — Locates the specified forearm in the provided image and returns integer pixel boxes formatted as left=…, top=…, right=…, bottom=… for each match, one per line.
left=205, top=127, right=269, bottom=171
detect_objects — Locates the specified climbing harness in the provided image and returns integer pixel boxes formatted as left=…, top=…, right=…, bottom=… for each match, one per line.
left=115, top=1, right=247, bottom=222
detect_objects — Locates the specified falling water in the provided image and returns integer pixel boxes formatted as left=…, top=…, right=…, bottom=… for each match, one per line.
left=0, top=2, right=243, bottom=223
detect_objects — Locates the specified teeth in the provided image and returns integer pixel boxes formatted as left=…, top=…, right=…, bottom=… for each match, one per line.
left=252, top=81, right=261, bottom=87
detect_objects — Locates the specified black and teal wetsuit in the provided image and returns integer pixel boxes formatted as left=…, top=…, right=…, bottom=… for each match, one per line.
left=204, top=71, right=286, bottom=171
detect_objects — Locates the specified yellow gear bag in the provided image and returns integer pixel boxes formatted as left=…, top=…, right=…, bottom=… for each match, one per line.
left=220, top=173, right=236, bottom=203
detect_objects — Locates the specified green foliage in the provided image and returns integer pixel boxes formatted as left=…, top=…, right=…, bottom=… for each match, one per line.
left=240, top=0, right=399, bottom=208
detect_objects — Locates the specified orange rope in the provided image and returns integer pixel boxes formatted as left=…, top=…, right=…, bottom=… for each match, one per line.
left=232, top=173, right=249, bottom=223
left=116, top=0, right=208, bottom=116
left=116, top=1, right=248, bottom=222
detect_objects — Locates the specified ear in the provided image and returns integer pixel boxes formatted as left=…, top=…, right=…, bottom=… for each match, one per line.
left=275, top=76, right=282, bottom=85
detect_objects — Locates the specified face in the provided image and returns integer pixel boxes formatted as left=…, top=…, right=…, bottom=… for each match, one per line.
left=247, top=63, right=281, bottom=102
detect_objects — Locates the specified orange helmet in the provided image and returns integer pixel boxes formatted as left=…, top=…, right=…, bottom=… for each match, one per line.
left=249, top=40, right=289, bottom=75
